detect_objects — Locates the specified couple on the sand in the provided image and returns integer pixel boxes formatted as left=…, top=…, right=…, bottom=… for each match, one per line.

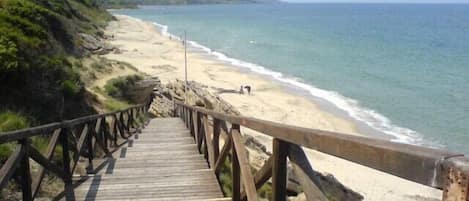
left=239, top=85, right=252, bottom=95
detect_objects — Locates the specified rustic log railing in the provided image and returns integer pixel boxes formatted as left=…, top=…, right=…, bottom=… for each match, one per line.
left=0, top=103, right=150, bottom=201
left=174, top=101, right=469, bottom=201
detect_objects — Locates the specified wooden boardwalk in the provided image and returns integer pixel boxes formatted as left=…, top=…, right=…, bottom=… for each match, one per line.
left=70, top=118, right=226, bottom=201
left=2, top=101, right=469, bottom=201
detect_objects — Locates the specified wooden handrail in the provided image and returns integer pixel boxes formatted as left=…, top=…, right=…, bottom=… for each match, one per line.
left=0, top=105, right=145, bottom=144
left=0, top=102, right=150, bottom=201
left=174, top=101, right=469, bottom=201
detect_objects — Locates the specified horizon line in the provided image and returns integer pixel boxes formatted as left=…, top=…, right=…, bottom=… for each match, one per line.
left=278, top=1, right=469, bottom=4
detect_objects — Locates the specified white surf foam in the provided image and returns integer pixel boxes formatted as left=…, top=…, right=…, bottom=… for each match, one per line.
left=151, top=20, right=439, bottom=147
left=153, top=22, right=181, bottom=41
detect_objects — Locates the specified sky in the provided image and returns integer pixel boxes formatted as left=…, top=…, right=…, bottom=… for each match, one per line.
left=284, top=0, right=469, bottom=3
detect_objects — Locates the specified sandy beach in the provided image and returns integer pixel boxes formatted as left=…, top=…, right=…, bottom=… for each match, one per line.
left=104, top=15, right=442, bottom=201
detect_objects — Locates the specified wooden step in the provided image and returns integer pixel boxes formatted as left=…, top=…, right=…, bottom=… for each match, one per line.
left=66, top=118, right=224, bottom=201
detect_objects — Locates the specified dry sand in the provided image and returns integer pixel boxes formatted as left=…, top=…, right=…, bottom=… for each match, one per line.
left=104, top=15, right=442, bottom=201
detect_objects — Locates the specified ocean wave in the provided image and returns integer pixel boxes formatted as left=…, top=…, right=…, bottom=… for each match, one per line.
left=153, top=22, right=181, bottom=41
left=151, top=20, right=437, bottom=147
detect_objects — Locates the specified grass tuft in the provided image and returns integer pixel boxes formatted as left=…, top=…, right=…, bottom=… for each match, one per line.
left=0, top=111, right=29, bottom=132
left=0, top=111, right=29, bottom=163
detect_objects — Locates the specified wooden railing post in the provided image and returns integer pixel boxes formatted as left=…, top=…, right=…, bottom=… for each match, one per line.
left=442, top=157, right=469, bottom=201
left=213, top=118, right=221, bottom=162
left=189, top=109, right=194, bottom=135
left=59, top=127, right=75, bottom=200
left=196, top=112, right=203, bottom=153
left=103, top=120, right=109, bottom=149
left=184, top=107, right=188, bottom=127
left=272, top=139, right=289, bottom=201
left=172, top=101, right=176, bottom=117
left=60, top=128, right=71, bottom=179
left=19, top=139, right=32, bottom=201
left=232, top=124, right=241, bottom=201
left=87, top=120, right=98, bottom=174
left=192, top=110, right=198, bottom=138
left=119, top=112, right=128, bottom=134
left=181, top=105, right=183, bottom=119
left=184, top=108, right=191, bottom=128
left=288, top=145, right=328, bottom=201
left=127, top=109, right=133, bottom=130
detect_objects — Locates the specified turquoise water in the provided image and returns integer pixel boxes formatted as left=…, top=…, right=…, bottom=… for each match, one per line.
left=113, top=4, right=469, bottom=153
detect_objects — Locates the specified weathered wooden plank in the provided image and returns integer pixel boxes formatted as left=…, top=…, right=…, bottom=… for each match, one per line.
left=175, top=102, right=463, bottom=188
left=19, top=140, right=32, bottom=201
left=28, top=144, right=67, bottom=181
left=232, top=139, right=241, bottom=201
left=241, top=155, right=273, bottom=201
left=253, top=156, right=273, bottom=189
left=213, top=118, right=221, bottom=163
left=232, top=128, right=258, bottom=201
left=76, top=175, right=218, bottom=186
left=65, top=118, right=224, bottom=201
left=113, top=162, right=208, bottom=169
left=272, top=139, right=289, bottom=201
left=73, top=182, right=221, bottom=192
left=214, top=136, right=232, bottom=174
left=61, top=197, right=231, bottom=201
left=288, top=145, right=328, bottom=201
left=32, top=129, right=60, bottom=198
left=442, top=157, right=469, bottom=201
left=197, top=112, right=204, bottom=154
left=203, top=115, right=216, bottom=168
left=72, top=124, right=89, bottom=173
left=71, top=190, right=223, bottom=200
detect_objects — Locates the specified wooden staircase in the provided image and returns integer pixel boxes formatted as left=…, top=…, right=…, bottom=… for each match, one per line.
left=70, top=118, right=226, bottom=201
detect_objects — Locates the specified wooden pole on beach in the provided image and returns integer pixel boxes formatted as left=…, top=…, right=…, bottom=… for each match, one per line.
left=184, top=31, right=188, bottom=104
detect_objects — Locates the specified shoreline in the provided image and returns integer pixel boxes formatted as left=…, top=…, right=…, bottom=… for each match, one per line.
left=151, top=17, right=429, bottom=146
left=104, top=14, right=442, bottom=200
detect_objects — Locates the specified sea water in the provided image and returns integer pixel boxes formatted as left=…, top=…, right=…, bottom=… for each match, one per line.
left=112, top=4, right=469, bottom=153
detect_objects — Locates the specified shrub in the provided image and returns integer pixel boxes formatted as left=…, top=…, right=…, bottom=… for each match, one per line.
left=0, top=111, right=29, bottom=163
left=0, top=111, right=29, bottom=132
left=62, top=80, right=81, bottom=97
left=0, top=36, right=19, bottom=71
left=103, top=98, right=130, bottom=111
left=104, top=74, right=143, bottom=100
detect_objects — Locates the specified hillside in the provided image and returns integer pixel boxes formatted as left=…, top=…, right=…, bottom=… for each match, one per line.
left=0, top=0, right=113, bottom=127
left=0, top=1, right=150, bottom=198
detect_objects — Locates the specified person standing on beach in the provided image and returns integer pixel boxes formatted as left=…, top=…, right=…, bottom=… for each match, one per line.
left=239, top=85, right=244, bottom=94
left=244, top=85, right=251, bottom=95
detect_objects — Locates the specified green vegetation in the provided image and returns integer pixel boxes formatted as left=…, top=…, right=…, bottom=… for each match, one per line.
left=104, top=74, right=143, bottom=101
left=0, top=111, right=29, bottom=163
left=0, top=1, right=147, bottom=199
left=0, top=0, right=113, bottom=125
left=103, top=97, right=132, bottom=111
left=91, top=86, right=131, bottom=111
left=0, top=111, right=29, bottom=132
